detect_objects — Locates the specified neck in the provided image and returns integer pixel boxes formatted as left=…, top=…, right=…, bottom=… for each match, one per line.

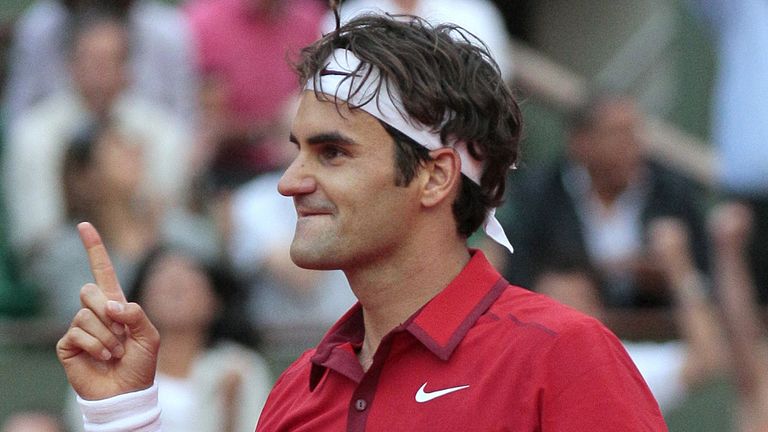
left=588, top=167, right=640, bottom=208
left=157, top=329, right=208, bottom=378
left=346, top=229, right=470, bottom=370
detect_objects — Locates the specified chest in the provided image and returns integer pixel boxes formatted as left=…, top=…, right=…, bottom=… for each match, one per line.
left=262, top=338, right=546, bottom=432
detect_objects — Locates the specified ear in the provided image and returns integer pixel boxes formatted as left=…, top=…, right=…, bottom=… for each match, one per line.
left=420, top=147, right=462, bottom=208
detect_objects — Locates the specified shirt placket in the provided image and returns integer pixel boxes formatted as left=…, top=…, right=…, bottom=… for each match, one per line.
left=345, top=331, right=397, bottom=432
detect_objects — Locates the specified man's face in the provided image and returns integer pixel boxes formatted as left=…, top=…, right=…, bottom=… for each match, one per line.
left=278, top=91, right=422, bottom=271
left=572, top=98, right=643, bottom=193
left=70, top=22, right=129, bottom=112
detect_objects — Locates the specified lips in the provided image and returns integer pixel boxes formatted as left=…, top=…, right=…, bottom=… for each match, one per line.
left=294, top=197, right=335, bottom=218
left=295, top=207, right=333, bottom=218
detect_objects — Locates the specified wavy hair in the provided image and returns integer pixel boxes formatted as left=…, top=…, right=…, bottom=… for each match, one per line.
left=294, top=14, right=522, bottom=237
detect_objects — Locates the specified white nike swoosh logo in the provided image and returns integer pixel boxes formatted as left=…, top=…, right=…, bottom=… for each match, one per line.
left=415, top=382, right=470, bottom=403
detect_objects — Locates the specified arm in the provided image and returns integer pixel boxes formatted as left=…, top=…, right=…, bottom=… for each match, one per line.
left=648, top=218, right=727, bottom=388
left=56, top=223, right=161, bottom=430
left=542, top=320, right=668, bottom=430
left=708, top=202, right=768, bottom=429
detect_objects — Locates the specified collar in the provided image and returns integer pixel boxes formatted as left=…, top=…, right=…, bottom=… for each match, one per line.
left=309, top=250, right=508, bottom=390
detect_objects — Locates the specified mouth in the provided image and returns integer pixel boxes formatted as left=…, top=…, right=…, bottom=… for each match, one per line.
left=296, top=208, right=333, bottom=218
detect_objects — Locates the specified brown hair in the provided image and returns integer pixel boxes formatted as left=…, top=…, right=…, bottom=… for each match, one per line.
left=295, top=14, right=522, bottom=237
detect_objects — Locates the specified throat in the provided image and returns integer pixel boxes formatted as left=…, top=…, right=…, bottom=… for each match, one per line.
left=357, top=345, right=375, bottom=372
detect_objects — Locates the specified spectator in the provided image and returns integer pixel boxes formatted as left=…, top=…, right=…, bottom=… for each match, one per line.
left=687, top=0, right=768, bottom=303
left=2, top=0, right=197, bottom=127
left=24, top=121, right=160, bottom=324
left=65, top=246, right=272, bottom=432
left=322, top=0, right=513, bottom=81
left=535, top=218, right=727, bottom=413
left=501, top=93, right=709, bottom=308
left=185, top=0, right=323, bottom=187
left=2, top=8, right=191, bottom=256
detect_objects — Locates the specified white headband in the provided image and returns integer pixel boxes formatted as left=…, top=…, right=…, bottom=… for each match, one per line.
left=306, top=48, right=513, bottom=254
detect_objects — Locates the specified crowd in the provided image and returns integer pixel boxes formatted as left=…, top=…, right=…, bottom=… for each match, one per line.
left=0, top=0, right=765, bottom=431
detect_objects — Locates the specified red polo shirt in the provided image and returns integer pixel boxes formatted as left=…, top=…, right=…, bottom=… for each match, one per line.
left=256, top=250, right=668, bottom=431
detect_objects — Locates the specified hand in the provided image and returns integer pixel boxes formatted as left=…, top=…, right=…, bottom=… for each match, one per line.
left=647, top=217, right=696, bottom=284
left=708, top=201, right=753, bottom=255
left=56, top=222, right=160, bottom=400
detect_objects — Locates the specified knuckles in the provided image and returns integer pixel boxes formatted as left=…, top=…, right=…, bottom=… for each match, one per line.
left=79, top=283, right=100, bottom=303
left=73, top=307, right=96, bottom=325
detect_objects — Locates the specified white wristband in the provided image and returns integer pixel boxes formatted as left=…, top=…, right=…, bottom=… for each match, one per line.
left=77, top=383, right=162, bottom=432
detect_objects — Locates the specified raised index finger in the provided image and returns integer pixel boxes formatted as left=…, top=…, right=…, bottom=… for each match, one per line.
left=78, top=222, right=127, bottom=302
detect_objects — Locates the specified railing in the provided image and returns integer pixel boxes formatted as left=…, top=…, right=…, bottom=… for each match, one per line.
left=509, top=39, right=716, bottom=186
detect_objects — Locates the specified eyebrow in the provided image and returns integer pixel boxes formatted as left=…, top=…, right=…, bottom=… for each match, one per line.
left=289, top=131, right=359, bottom=147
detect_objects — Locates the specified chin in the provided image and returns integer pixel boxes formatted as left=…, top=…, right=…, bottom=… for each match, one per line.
left=289, top=244, right=342, bottom=271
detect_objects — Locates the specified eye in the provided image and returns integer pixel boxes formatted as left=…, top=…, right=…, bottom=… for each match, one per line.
left=320, top=145, right=348, bottom=163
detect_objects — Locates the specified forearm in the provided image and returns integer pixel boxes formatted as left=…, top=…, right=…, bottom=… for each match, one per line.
left=715, top=253, right=768, bottom=395
left=669, top=272, right=727, bottom=384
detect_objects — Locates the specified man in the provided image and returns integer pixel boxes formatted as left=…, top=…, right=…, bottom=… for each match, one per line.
left=3, top=9, right=190, bottom=256
left=56, top=14, right=668, bottom=431
left=502, top=94, right=708, bottom=309
left=4, top=0, right=197, bottom=127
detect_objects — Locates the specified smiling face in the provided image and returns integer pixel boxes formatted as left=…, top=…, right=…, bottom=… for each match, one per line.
left=277, top=91, right=423, bottom=271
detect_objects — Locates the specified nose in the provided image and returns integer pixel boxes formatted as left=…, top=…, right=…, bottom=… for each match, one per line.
left=277, top=155, right=316, bottom=197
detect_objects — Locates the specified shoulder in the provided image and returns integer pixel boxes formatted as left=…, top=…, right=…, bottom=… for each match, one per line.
left=489, top=285, right=607, bottom=337
left=192, top=342, right=274, bottom=393
left=14, top=1, right=65, bottom=34
left=9, top=92, right=82, bottom=142
left=113, top=95, right=185, bottom=134
left=202, top=341, right=270, bottom=367
left=478, top=284, right=630, bottom=367
left=131, top=1, right=192, bottom=47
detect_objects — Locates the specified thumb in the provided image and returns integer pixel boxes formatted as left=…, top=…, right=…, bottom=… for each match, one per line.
left=106, top=300, right=160, bottom=349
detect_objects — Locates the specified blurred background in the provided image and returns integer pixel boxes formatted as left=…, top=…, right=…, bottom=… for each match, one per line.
left=0, top=0, right=765, bottom=431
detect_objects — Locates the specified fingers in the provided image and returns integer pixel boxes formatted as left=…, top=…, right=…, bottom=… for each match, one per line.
left=61, top=308, right=125, bottom=361
left=80, top=283, right=125, bottom=336
left=106, top=300, right=160, bottom=351
left=78, top=222, right=127, bottom=303
left=708, top=202, right=754, bottom=252
left=57, top=300, right=159, bottom=363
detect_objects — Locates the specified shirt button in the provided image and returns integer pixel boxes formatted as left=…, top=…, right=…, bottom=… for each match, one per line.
left=355, top=399, right=367, bottom=411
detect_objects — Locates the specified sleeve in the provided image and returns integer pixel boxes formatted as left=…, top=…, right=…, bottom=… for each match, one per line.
left=76, top=384, right=162, bottom=432
left=540, top=320, right=669, bottom=431
left=2, top=115, right=63, bottom=251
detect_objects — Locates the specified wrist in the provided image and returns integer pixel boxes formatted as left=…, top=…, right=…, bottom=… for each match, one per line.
left=78, top=383, right=161, bottom=432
